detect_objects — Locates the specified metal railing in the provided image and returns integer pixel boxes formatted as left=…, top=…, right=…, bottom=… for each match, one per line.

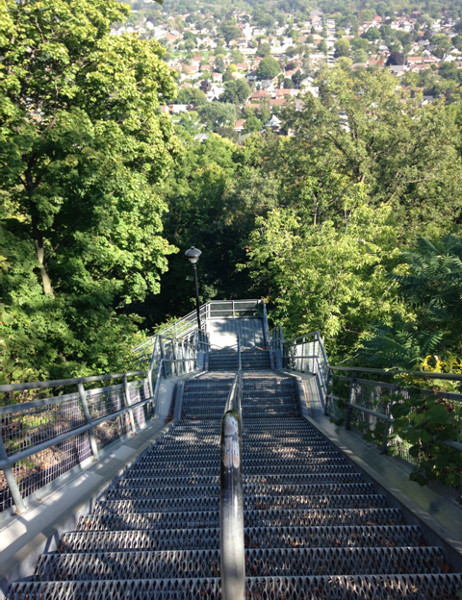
left=269, top=325, right=284, bottom=354
left=327, top=366, right=462, bottom=460
left=220, top=364, right=245, bottom=600
left=0, top=341, right=202, bottom=514
left=283, top=331, right=330, bottom=406
left=134, top=300, right=265, bottom=361
left=280, top=333, right=461, bottom=492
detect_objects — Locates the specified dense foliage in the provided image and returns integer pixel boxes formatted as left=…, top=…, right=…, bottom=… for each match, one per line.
left=1, top=1, right=462, bottom=396
left=0, top=0, right=179, bottom=382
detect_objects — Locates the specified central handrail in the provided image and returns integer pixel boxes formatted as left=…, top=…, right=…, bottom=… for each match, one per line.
left=220, top=365, right=245, bottom=599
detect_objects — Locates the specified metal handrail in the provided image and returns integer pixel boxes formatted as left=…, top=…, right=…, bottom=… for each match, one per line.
left=0, top=356, right=199, bottom=514
left=0, top=371, right=147, bottom=396
left=220, top=368, right=245, bottom=600
left=330, top=364, right=462, bottom=382
left=283, top=331, right=331, bottom=406
left=134, top=299, right=264, bottom=355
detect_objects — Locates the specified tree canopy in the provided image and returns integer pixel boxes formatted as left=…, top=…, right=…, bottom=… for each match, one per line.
left=0, top=0, right=179, bottom=381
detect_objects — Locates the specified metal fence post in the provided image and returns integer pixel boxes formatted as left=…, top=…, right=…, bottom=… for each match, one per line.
left=0, top=438, right=26, bottom=513
left=345, top=372, right=356, bottom=431
left=123, top=375, right=137, bottom=435
left=159, top=336, right=166, bottom=377
left=77, top=383, right=99, bottom=461
left=380, top=386, right=397, bottom=455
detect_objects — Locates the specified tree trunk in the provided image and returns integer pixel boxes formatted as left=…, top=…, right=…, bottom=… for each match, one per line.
left=33, top=231, right=54, bottom=297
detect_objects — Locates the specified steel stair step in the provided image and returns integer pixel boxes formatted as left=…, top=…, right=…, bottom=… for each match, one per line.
left=117, top=472, right=365, bottom=489
left=58, top=524, right=421, bottom=553
left=124, top=462, right=357, bottom=480
left=79, top=507, right=405, bottom=532
left=106, top=482, right=377, bottom=501
left=244, top=524, right=422, bottom=549
left=32, top=544, right=448, bottom=582
left=245, top=493, right=389, bottom=510
left=9, top=573, right=462, bottom=599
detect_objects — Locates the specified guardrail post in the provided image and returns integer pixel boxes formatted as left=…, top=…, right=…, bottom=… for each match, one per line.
left=147, top=366, right=155, bottom=400
left=172, top=341, right=178, bottom=377
left=77, top=383, right=99, bottom=461
left=159, top=336, right=166, bottom=377
left=237, top=335, right=241, bottom=371
left=123, top=375, right=137, bottom=435
left=0, top=439, right=26, bottom=513
left=345, top=372, right=356, bottom=431
left=380, top=387, right=397, bottom=455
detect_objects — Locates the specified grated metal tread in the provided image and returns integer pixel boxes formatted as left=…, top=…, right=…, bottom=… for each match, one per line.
left=79, top=506, right=407, bottom=532
left=78, top=507, right=405, bottom=532
left=58, top=524, right=421, bottom=553
left=33, top=546, right=448, bottom=582
left=7, top=370, right=461, bottom=599
left=106, top=482, right=378, bottom=501
left=9, top=573, right=462, bottom=599
left=124, top=463, right=356, bottom=479
left=116, top=472, right=365, bottom=489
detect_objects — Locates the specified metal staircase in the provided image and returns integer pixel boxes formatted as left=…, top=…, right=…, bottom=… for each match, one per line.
left=7, top=367, right=462, bottom=598
left=208, top=348, right=271, bottom=371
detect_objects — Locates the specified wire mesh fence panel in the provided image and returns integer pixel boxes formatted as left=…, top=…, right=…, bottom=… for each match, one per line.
left=85, top=386, right=125, bottom=421
left=1, top=395, right=85, bottom=457
left=94, top=415, right=130, bottom=451
left=127, top=381, right=150, bottom=406
left=131, top=403, right=153, bottom=430
left=3, top=433, right=93, bottom=508
left=0, top=470, right=12, bottom=512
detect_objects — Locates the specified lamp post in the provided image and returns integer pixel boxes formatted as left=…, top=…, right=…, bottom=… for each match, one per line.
left=185, top=246, right=202, bottom=331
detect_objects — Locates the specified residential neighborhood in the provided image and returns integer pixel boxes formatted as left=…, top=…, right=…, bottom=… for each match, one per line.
left=115, top=2, right=462, bottom=137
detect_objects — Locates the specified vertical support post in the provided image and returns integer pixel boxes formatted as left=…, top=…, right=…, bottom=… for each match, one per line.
left=172, top=340, right=177, bottom=377
left=345, top=372, right=356, bottom=431
left=123, top=375, right=137, bottom=435
left=180, top=339, right=184, bottom=375
left=147, top=367, right=154, bottom=400
left=192, top=263, right=202, bottom=332
left=159, top=336, right=166, bottom=377
left=380, top=386, right=397, bottom=455
left=0, top=439, right=26, bottom=513
left=261, top=302, right=269, bottom=349
left=78, top=383, right=99, bottom=460
left=237, top=335, right=241, bottom=371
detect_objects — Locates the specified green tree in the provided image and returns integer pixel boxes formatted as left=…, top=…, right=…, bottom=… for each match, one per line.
left=214, top=55, right=226, bottom=73
left=220, top=79, right=251, bottom=105
left=0, top=0, right=179, bottom=381
left=431, top=33, right=451, bottom=59
left=257, top=41, right=272, bottom=57
left=243, top=116, right=263, bottom=133
left=256, top=56, right=281, bottom=80
left=359, top=235, right=462, bottom=369
left=218, top=19, right=241, bottom=45
left=197, top=102, right=237, bottom=131
left=318, top=40, right=328, bottom=54
left=362, top=27, right=380, bottom=41
left=177, top=87, right=208, bottom=106
left=334, top=38, right=351, bottom=58
left=285, top=68, right=462, bottom=232
left=244, top=202, right=403, bottom=359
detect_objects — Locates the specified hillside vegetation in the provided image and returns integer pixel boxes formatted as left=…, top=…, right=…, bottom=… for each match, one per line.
left=1, top=0, right=461, bottom=386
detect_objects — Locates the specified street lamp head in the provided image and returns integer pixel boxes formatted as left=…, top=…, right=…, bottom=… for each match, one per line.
left=185, top=246, right=202, bottom=265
